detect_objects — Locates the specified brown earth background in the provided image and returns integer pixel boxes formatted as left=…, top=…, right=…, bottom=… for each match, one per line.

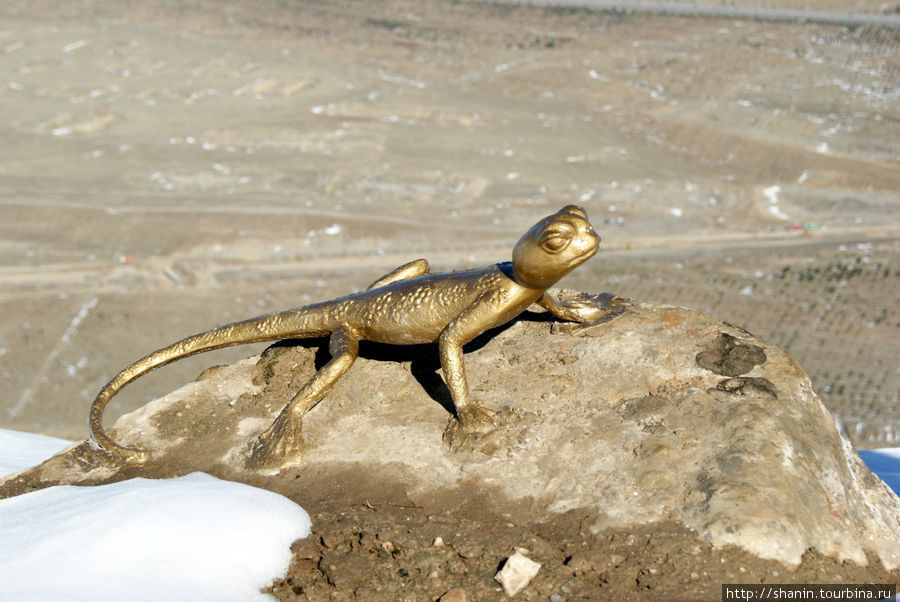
left=0, top=0, right=898, bottom=453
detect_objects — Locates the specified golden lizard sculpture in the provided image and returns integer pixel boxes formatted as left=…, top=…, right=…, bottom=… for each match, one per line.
left=89, top=205, right=603, bottom=468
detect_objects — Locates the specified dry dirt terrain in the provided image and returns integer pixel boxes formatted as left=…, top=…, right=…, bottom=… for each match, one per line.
left=1, top=0, right=896, bottom=447
left=0, top=1, right=898, bottom=597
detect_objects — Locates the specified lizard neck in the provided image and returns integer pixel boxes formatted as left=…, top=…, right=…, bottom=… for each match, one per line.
left=497, top=261, right=547, bottom=293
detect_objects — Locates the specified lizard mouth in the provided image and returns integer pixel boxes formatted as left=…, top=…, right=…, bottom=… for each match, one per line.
left=578, top=230, right=601, bottom=256
left=564, top=236, right=599, bottom=268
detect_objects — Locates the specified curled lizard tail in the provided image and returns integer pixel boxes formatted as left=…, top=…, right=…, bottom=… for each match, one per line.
left=89, top=307, right=330, bottom=464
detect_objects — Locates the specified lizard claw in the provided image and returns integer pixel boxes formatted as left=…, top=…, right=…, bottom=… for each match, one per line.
left=456, top=405, right=497, bottom=433
left=246, top=416, right=305, bottom=470
left=554, top=293, right=613, bottom=323
left=443, top=404, right=496, bottom=448
left=550, top=292, right=632, bottom=328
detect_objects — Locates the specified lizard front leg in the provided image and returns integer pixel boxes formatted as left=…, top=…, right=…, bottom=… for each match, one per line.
left=247, top=326, right=359, bottom=469
left=438, top=299, right=498, bottom=436
left=538, top=291, right=615, bottom=323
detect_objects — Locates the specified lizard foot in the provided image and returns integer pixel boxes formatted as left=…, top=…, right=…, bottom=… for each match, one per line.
left=443, top=405, right=496, bottom=448
left=444, top=408, right=539, bottom=455
left=550, top=292, right=632, bottom=333
left=457, top=405, right=497, bottom=432
left=246, top=416, right=305, bottom=470
left=559, top=292, right=630, bottom=323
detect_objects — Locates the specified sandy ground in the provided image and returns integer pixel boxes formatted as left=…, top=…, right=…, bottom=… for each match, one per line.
left=1, top=4, right=899, bottom=427
left=1, top=0, right=897, bottom=450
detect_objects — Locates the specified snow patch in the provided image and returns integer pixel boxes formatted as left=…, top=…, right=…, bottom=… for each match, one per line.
left=0, top=470, right=309, bottom=601
left=62, top=40, right=89, bottom=54
left=0, top=430, right=312, bottom=600
left=763, top=185, right=789, bottom=220
left=0, top=430, right=72, bottom=476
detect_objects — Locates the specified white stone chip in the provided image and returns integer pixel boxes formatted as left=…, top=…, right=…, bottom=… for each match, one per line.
left=494, top=550, right=541, bottom=597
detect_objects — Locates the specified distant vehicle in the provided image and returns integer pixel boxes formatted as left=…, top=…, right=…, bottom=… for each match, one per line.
left=785, top=223, right=819, bottom=232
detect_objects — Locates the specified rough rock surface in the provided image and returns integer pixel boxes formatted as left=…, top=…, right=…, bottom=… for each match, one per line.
left=2, top=292, right=899, bottom=574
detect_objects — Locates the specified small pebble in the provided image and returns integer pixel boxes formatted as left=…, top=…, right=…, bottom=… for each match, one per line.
left=438, top=587, right=468, bottom=602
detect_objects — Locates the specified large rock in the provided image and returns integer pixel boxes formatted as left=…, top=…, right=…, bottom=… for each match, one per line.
left=3, top=292, right=898, bottom=571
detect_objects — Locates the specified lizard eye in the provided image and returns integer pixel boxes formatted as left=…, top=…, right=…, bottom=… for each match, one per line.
left=540, top=230, right=569, bottom=253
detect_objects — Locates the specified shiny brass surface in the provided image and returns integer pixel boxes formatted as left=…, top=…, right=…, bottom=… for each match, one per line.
left=89, top=205, right=602, bottom=468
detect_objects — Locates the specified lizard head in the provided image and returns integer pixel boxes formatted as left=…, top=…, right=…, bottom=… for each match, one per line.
left=512, top=204, right=600, bottom=289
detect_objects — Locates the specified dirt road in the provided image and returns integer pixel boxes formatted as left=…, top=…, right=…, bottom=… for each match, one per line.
left=513, top=0, right=900, bottom=27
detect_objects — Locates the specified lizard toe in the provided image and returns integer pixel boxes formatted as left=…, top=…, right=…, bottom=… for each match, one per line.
left=457, top=405, right=497, bottom=433
left=442, top=405, right=497, bottom=449
left=246, top=417, right=305, bottom=470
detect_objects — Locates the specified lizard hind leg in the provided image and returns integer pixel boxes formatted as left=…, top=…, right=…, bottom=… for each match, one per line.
left=365, top=258, right=430, bottom=290
left=246, top=327, right=359, bottom=470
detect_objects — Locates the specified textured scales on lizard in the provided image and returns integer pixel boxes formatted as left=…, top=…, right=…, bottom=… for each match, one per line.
left=89, top=205, right=604, bottom=469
